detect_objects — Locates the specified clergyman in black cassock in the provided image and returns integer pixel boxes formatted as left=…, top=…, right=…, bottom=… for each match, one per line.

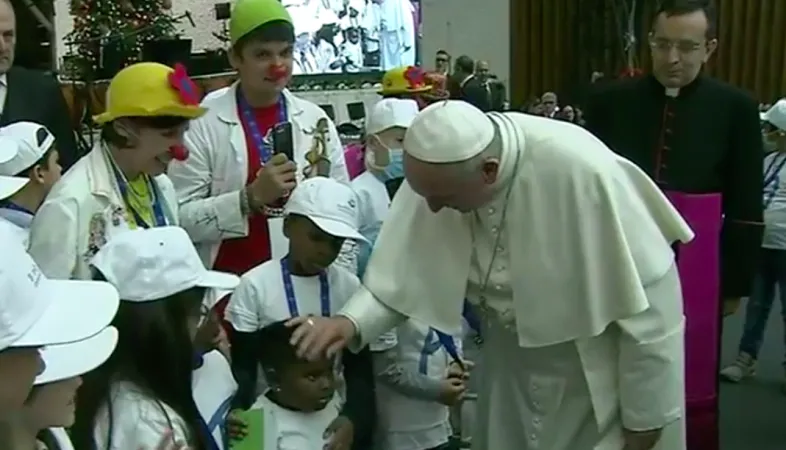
left=584, top=2, right=763, bottom=450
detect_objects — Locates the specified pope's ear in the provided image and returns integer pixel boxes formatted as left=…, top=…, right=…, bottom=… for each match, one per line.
left=480, top=158, right=500, bottom=185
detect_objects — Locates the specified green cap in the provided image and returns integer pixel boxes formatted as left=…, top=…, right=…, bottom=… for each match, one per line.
left=229, top=0, right=293, bottom=45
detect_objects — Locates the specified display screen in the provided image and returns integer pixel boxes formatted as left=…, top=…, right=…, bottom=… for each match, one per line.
left=283, top=0, right=420, bottom=75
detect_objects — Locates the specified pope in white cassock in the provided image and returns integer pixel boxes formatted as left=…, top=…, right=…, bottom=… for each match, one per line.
left=289, top=100, right=692, bottom=450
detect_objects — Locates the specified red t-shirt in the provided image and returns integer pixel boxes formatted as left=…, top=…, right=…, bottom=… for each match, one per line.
left=212, top=103, right=280, bottom=323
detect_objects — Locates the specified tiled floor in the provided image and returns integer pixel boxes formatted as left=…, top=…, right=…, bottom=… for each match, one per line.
left=719, top=304, right=786, bottom=449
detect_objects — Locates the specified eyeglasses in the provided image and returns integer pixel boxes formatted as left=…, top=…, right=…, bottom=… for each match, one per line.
left=648, top=34, right=705, bottom=54
left=436, top=58, right=449, bottom=63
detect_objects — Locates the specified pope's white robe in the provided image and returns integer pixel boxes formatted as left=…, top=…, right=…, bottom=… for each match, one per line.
left=340, top=113, right=693, bottom=449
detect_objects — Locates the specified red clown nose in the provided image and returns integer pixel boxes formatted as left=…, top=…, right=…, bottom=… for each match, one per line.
left=268, top=65, right=288, bottom=81
left=168, top=144, right=189, bottom=161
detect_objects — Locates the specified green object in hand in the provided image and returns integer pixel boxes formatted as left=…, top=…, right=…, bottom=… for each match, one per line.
left=231, top=409, right=264, bottom=450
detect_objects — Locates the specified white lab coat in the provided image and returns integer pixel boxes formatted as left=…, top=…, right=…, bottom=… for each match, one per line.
left=27, top=144, right=179, bottom=280
left=168, top=84, right=350, bottom=269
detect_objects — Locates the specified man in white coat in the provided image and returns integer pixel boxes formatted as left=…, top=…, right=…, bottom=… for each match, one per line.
left=289, top=100, right=691, bottom=450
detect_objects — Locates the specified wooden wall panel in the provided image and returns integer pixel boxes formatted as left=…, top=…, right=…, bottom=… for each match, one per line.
left=510, top=0, right=786, bottom=107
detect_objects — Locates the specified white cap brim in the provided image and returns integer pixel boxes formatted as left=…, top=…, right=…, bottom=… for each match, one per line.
left=35, top=326, right=118, bottom=385
left=14, top=279, right=119, bottom=347
left=0, top=176, right=27, bottom=199
left=196, top=270, right=240, bottom=293
left=312, top=216, right=369, bottom=243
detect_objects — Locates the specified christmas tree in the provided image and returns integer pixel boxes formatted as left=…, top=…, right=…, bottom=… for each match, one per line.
left=65, top=0, right=179, bottom=80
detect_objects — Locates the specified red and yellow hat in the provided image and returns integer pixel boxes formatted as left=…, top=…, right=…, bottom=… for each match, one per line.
left=378, top=66, right=433, bottom=96
left=94, top=62, right=206, bottom=125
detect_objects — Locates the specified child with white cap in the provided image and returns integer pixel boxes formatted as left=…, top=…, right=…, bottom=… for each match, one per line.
left=226, top=176, right=371, bottom=448
left=0, top=226, right=119, bottom=418
left=352, top=98, right=417, bottom=277
left=0, top=122, right=62, bottom=246
left=721, top=98, right=786, bottom=387
left=0, top=326, right=118, bottom=450
left=70, top=226, right=241, bottom=450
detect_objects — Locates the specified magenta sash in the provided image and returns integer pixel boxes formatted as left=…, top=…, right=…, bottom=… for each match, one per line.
left=343, top=144, right=365, bottom=180
left=666, top=191, right=722, bottom=449
left=666, top=191, right=722, bottom=403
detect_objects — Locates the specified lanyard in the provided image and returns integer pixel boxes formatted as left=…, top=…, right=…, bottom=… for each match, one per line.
left=280, top=257, right=330, bottom=317
left=763, top=153, right=786, bottom=208
left=433, top=301, right=482, bottom=370
left=236, top=88, right=288, bottom=164
left=109, top=160, right=167, bottom=228
left=0, top=201, right=34, bottom=215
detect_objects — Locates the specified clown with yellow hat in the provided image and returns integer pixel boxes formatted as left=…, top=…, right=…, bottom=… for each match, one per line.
left=26, top=61, right=205, bottom=281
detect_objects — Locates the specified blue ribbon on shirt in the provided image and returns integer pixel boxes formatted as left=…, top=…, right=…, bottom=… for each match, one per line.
left=197, top=395, right=233, bottom=450
left=108, top=161, right=167, bottom=228
left=280, top=257, right=331, bottom=317
left=419, top=328, right=444, bottom=374
left=236, top=88, right=288, bottom=164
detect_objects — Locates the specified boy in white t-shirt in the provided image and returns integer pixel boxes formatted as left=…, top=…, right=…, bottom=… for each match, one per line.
left=226, top=177, right=373, bottom=449
left=238, top=320, right=343, bottom=450
left=721, top=99, right=786, bottom=388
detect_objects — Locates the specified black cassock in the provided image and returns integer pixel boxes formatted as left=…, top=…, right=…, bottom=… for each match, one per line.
left=585, top=73, right=763, bottom=450
left=585, top=74, right=763, bottom=298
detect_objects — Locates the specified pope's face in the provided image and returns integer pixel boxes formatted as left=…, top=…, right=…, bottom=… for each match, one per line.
left=404, top=153, right=499, bottom=213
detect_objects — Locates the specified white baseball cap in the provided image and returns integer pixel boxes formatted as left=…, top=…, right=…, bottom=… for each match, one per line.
left=404, top=100, right=494, bottom=163
left=366, top=98, right=419, bottom=135
left=285, top=177, right=367, bottom=242
left=0, top=122, right=56, bottom=177
left=0, top=134, right=25, bottom=199
left=35, top=326, right=118, bottom=385
left=763, top=99, right=786, bottom=132
left=91, top=226, right=240, bottom=302
left=0, top=228, right=120, bottom=352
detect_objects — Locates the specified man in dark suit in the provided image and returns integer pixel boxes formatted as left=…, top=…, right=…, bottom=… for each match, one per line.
left=585, top=1, right=762, bottom=450
left=448, top=55, right=491, bottom=112
left=0, top=0, right=79, bottom=169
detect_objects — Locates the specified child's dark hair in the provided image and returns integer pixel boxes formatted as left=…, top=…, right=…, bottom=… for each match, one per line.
left=71, top=269, right=209, bottom=450
left=233, top=20, right=295, bottom=55
left=257, top=320, right=300, bottom=372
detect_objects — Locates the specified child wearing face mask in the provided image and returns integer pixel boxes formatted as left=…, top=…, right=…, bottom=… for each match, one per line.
left=0, top=326, right=118, bottom=450
left=721, top=99, right=786, bottom=389
left=351, top=98, right=418, bottom=277
left=71, top=226, right=240, bottom=450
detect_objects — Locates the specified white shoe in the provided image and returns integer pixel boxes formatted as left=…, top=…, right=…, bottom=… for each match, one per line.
left=719, top=353, right=756, bottom=383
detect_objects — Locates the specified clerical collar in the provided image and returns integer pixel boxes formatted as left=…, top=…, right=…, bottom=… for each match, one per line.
left=647, top=73, right=704, bottom=98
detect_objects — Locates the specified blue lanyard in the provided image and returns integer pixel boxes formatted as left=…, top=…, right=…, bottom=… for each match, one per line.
left=763, top=153, right=786, bottom=208
left=433, top=300, right=483, bottom=369
left=109, top=161, right=167, bottom=228
left=280, top=257, right=331, bottom=317
left=0, top=201, right=34, bottom=215
left=419, top=329, right=443, bottom=374
left=236, top=88, right=288, bottom=164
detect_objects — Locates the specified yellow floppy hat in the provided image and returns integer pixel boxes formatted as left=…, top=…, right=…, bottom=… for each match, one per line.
left=379, top=66, right=433, bottom=96
left=230, top=0, right=293, bottom=45
left=93, top=62, right=206, bottom=125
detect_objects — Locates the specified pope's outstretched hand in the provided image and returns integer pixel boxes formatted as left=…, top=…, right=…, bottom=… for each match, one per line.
left=286, top=316, right=357, bottom=361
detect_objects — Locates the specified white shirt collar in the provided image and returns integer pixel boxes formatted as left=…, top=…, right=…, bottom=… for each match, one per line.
left=0, top=73, right=7, bottom=87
